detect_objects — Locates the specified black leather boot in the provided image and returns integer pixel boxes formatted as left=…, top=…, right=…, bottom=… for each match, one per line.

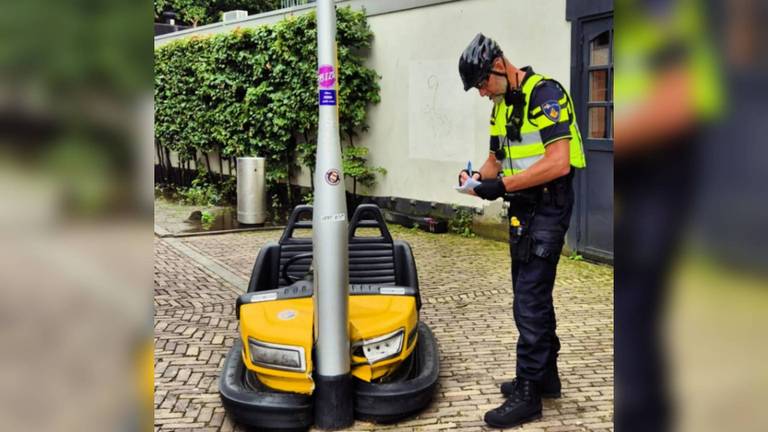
left=500, top=367, right=561, bottom=398
left=484, top=378, right=542, bottom=428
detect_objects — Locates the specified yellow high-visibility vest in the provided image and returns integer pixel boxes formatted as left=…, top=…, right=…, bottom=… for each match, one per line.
left=490, top=73, right=586, bottom=176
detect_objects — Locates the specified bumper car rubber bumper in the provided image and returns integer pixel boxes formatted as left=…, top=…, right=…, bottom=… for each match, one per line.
left=219, top=343, right=313, bottom=430
left=354, top=322, right=440, bottom=423
left=219, top=322, right=439, bottom=428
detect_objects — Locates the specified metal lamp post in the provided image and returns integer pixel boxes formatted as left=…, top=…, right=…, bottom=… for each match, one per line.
left=312, top=0, right=353, bottom=428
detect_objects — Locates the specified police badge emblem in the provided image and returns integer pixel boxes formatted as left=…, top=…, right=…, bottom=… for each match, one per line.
left=541, top=100, right=561, bottom=122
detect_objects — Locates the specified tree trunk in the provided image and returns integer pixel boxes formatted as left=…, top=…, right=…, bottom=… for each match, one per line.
left=283, top=141, right=292, bottom=207
left=285, top=164, right=292, bottom=207
left=184, top=157, right=190, bottom=187
left=160, top=147, right=167, bottom=183
left=349, top=135, right=356, bottom=204
left=189, top=157, right=194, bottom=186
left=181, top=157, right=187, bottom=187
left=164, top=147, right=175, bottom=185
left=205, top=153, right=213, bottom=183
left=155, top=144, right=165, bottom=183
left=218, top=150, right=225, bottom=183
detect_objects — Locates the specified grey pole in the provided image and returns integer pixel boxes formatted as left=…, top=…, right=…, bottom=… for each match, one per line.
left=312, top=0, right=353, bottom=428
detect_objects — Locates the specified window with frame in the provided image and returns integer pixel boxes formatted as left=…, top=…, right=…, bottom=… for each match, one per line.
left=587, top=30, right=613, bottom=139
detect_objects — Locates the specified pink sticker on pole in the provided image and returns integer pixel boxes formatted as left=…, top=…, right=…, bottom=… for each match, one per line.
left=318, top=64, right=336, bottom=88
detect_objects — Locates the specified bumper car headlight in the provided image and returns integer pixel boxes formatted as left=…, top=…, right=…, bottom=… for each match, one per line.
left=352, top=328, right=404, bottom=364
left=248, top=338, right=306, bottom=372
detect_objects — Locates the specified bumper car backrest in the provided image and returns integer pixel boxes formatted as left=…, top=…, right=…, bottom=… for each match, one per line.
left=277, top=205, right=314, bottom=287
left=246, top=241, right=280, bottom=292
left=349, top=204, right=421, bottom=309
left=247, top=204, right=420, bottom=309
left=247, top=205, right=313, bottom=292
left=348, top=204, right=395, bottom=286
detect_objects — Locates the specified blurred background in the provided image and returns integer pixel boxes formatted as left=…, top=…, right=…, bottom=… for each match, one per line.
left=0, top=0, right=766, bottom=430
left=615, top=0, right=768, bottom=431
left=0, top=0, right=153, bottom=431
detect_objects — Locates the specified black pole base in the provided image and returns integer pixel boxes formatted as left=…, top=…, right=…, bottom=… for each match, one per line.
left=313, top=373, right=354, bottom=430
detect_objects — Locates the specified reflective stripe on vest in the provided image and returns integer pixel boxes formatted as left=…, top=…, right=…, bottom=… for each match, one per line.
left=489, top=73, right=587, bottom=176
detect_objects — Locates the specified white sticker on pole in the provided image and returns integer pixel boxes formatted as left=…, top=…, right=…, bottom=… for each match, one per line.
left=321, top=212, right=346, bottom=223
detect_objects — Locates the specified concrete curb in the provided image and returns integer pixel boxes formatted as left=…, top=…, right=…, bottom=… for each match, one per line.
left=172, top=226, right=286, bottom=238
left=154, top=224, right=172, bottom=238
left=154, top=224, right=285, bottom=238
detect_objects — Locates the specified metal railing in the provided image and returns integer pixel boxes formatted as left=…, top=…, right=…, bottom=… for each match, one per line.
left=281, top=0, right=316, bottom=9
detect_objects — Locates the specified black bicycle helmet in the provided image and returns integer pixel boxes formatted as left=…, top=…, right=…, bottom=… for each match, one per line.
left=458, top=33, right=503, bottom=91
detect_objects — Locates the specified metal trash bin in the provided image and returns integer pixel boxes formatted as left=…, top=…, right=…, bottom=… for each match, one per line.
left=237, top=157, right=266, bottom=224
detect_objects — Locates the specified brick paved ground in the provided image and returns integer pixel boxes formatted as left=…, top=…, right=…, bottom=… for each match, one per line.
left=155, top=214, right=613, bottom=431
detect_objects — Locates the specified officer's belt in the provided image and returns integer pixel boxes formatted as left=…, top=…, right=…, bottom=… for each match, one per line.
left=502, top=168, right=573, bottom=205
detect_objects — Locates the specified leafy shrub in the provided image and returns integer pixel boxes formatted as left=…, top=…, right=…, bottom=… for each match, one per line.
left=448, top=206, right=475, bottom=238
left=178, top=167, right=225, bottom=205
left=301, top=191, right=314, bottom=205
left=342, top=146, right=386, bottom=198
left=178, top=185, right=220, bottom=206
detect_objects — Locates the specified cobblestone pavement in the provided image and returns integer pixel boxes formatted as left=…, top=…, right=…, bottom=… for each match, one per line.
left=155, top=222, right=613, bottom=431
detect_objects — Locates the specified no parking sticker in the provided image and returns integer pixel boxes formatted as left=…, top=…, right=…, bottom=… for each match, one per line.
left=324, top=168, right=341, bottom=185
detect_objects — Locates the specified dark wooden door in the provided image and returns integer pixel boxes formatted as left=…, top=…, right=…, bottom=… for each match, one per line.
left=571, top=14, right=614, bottom=262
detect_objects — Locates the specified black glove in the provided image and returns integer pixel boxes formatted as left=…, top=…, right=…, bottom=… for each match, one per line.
left=457, top=170, right=482, bottom=186
left=473, top=179, right=506, bottom=201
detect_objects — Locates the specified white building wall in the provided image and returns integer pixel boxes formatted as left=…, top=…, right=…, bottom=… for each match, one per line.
left=154, top=0, right=571, bottom=211
left=359, top=0, right=570, bottom=210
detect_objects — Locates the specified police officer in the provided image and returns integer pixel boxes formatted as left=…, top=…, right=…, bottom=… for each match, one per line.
left=614, top=1, right=721, bottom=430
left=457, top=33, right=586, bottom=428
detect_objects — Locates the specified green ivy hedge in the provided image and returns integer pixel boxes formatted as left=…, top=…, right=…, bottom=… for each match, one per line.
left=154, top=7, right=382, bottom=197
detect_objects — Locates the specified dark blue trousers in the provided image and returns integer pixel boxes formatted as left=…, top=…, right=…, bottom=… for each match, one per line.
left=509, top=175, right=574, bottom=382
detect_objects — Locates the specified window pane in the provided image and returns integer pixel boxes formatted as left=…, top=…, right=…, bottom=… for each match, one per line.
left=589, top=107, right=607, bottom=138
left=590, top=31, right=610, bottom=66
left=590, top=70, right=608, bottom=102
left=610, top=107, right=614, bottom=139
